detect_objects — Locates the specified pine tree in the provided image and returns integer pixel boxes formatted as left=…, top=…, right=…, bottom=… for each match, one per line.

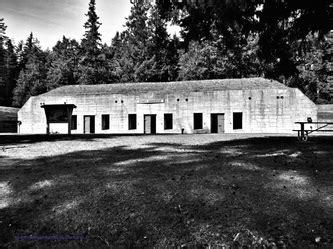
left=82, top=0, right=101, bottom=56
left=78, top=0, right=110, bottom=85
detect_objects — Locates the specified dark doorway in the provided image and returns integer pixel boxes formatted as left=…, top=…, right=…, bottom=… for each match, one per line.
left=128, top=114, right=137, bottom=130
left=101, top=114, right=110, bottom=130
left=144, top=115, right=156, bottom=134
left=71, top=115, right=77, bottom=130
left=211, top=113, right=225, bottom=133
left=233, top=112, right=243, bottom=130
left=84, top=115, right=95, bottom=134
left=193, top=113, right=203, bottom=130
left=164, top=114, right=173, bottom=130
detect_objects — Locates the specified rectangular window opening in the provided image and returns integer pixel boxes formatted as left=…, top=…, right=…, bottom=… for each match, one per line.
left=71, top=115, right=77, bottom=130
left=128, top=114, right=137, bottom=130
left=164, top=114, right=173, bottom=130
left=102, top=114, right=110, bottom=130
left=194, top=113, right=203, bottom=130
left=233, top=112, right=243, bottom=130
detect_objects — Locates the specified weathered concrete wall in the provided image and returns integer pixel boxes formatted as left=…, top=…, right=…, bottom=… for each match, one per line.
left=18, top=87, right=317, bottom=134
left=18, top=97, right=47, bottom=134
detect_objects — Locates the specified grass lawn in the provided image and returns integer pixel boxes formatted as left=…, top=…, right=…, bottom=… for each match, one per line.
left=0, top=134, right=332, bottom=248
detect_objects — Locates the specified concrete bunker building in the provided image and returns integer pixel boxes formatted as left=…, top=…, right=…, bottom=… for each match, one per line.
left=18, top=78, right=317, bottom=134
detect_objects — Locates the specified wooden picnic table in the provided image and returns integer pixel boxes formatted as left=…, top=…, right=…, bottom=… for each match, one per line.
left=294, top=121, right=333, bottom=141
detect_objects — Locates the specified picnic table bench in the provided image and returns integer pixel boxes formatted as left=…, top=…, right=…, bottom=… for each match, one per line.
left=294, top=121, right=333, bottom=141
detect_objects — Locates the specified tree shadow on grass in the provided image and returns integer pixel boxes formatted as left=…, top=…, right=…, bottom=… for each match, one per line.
left=0, top=134, right=158, bottom=146
left=0, top=136, right=332, bottom=248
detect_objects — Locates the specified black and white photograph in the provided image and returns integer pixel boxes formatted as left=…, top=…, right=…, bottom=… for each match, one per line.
left=0, top=0, right=332, bottom=247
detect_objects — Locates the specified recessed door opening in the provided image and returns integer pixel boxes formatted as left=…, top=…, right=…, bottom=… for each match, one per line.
left=233, top=112, right=243, bottom=130
left=144, top=115, right=156, bottom=134
left=84, top=115, right=95, bottom=134
left=211, top=113, right=225, bottom=133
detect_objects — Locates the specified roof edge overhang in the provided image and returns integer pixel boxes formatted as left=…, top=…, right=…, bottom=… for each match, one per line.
left=41, top=104, right=77, bottom=109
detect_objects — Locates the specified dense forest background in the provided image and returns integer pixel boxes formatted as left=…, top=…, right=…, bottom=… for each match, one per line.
left=0, top=0, right=332, bottom=107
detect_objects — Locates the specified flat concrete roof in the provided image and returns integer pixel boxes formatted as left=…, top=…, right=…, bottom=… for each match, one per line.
left=40, top=78, right=289, bottom=97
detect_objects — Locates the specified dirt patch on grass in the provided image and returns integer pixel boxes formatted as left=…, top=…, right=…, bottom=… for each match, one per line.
left=0, top=134, right=332, bottom=248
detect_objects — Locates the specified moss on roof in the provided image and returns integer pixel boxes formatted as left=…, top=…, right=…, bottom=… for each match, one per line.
left=40, top=78, right=288, bottom=97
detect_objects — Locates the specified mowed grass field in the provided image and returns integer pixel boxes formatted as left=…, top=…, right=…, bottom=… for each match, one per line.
left=0, top=134, right=332, bottom=248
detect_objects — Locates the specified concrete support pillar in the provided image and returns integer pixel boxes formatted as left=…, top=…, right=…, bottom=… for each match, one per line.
left=67, top=107, right=72, bottom=136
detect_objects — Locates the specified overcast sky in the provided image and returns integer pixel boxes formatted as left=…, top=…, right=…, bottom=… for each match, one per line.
left=0, top=0, right=133, bottom=49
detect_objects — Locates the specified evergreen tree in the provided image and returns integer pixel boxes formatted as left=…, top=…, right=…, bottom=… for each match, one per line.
left=159, top=0, right=332, bottom=81
left=166, top=35, right=181, bottom=81
left=0, top=18, right=7, bottom=105
left=81, top=0, right=101, bottom=56
left=16, top=32, right=41, bottom=72
left=110, top=32, right=122, bottom=57
left=112, top=3, right=153, bottom=82
left=13, top=58, right=48, bottom=107
left=146, top=6, right=173, bottom=81
left=78, top=0, right=111, bottom=84
left=47, top=36, right=80, bottom=90
left=12, top=34, right=48, bottom=107
left=178, top=5, right=215, bottom=47
left=111, top=31, right=133, bottom=83
left=113, top=3, right=180, bottom=82
left=16, top=40, right=25, bottom=71
left=5, top=39, right=18, bottom=106
left=0, top=18, right=6, bottom=39
left=160, top=1, right=332, bottom=44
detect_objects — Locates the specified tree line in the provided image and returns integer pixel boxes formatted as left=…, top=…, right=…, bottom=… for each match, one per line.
left=0, top=0, right=332, bottom=107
